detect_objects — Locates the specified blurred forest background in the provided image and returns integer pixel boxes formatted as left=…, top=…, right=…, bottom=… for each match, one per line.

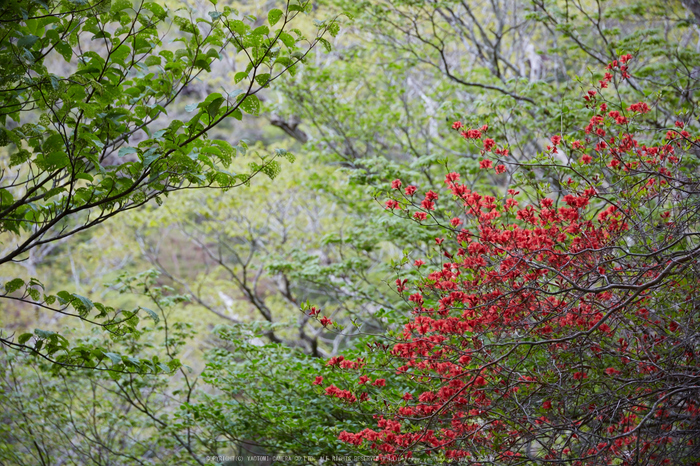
left=1, top=0, right=700, bottom=464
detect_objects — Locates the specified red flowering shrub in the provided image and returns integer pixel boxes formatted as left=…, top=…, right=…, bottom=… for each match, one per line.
left=314, top=57, right=700, bottom=464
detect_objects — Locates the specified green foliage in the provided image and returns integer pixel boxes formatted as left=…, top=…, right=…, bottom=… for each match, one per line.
left=2, top=0, right=700, bottom=463
left=0, top=0, right=340, bottom=368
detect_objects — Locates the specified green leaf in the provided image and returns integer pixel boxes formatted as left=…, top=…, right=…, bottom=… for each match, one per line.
left=9, top=149, right=31, bottom=167
left=328, top=21, right=340, bottom=37
left=318, top=37, right=332, bottom=53
left=194, top=58, right=211, bottom=72
left=55, top=41, right=72, bottom=61
left=229, top=19, right=247, bottom=35
left=34, top=329, right=55, bottom=339
left=144, top=55, right=161, bottom=66
left=268, top=9, right=283, bottom=26
left=111, top=0, right=131, bottom=12
left=0, top=188, right=14, bottom=207
left=140, top=307, right=160, bottom=323
left=4, top=278, right=25, bottom=294
left=72, top=294, right=94, bottom=314
left=43, top=186, right=66, bottom=200
left=278, top=31, right=295, bottom=48
left=207, top=97, right=225, bottom=117
left=239, top=94, right=260, bottom=115
left=105, top=352, right=122, bottom=365
left=75, top=173, right=94, bottom=182
left=110, top=44, right=131, bottom=65
left=17, top=34, right=39, bottom=49
left=118, top=146, right=137, bottom=157
left=27, top=287, right=40, bottom=301
left=254, top=73, right=270, bottom=86
left=252, top=25, right=269, bottom=36
left=18, top=333, right=32, bottom=345
left=261, top=160, right=281, bottom=179
left=212, top=139, right=235, bottom=165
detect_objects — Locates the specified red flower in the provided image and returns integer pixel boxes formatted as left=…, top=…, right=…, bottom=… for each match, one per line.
left=425, top=190, right=439, bottom=201
left=391, top=179, right=402, bottom=189
left=313, top=376, right=323, bottom=385
left=628, top=102, right=650, bottom=113
left=473, top=376, right=487, bottom=387
left=452, top=121, right=462, bottom=130
left=326, top=356, right=344, bottom=366
left=479, top=159, right=493, bottom=169
left=320, top=316, right=333, bottom=327
left=543, top=400, right=552, bottom=410
left=462, top=129, right=482, bottom=139
left=404, top=185, right=417, bottom=196
left=573, top=372, right=587, bottom=380
left=414, top=259, right=425, bottom=267
left=385, top=199, right=400, bottom=210
left=495, top=164, right=506, bottom=174
left=483, top=138, right=495, bottom=151
left=414, top=212, right=427, bottom=221
left=551, top=135, right=562, bottom=146
left=373, top=378, right=386, bottom=387
left=445, top=172, right=460, bottom=183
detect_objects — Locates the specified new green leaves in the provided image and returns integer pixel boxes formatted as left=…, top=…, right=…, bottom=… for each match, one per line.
left=268, top=9, right=284, bottom=26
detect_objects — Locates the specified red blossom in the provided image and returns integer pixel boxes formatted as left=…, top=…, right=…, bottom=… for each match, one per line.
left=331, top=67, right=699, bottom=465
left=445, top=172, right=460, bottom=183
left=385, top=199, right=400, bottom=210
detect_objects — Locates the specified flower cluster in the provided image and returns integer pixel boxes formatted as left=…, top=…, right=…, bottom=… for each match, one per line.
left=318, top=57, right=700, bottom=465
